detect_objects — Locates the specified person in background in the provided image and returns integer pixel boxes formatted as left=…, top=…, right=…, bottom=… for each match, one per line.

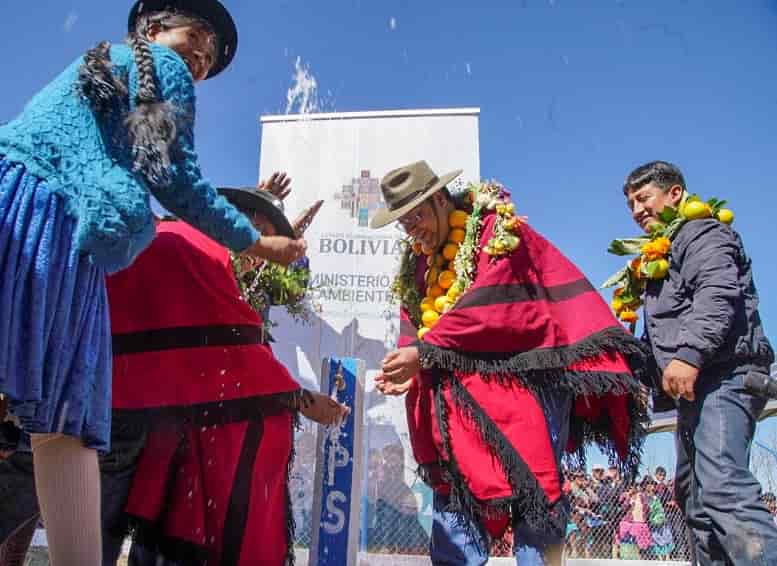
left=591, top=466, right=606, bottom=490
left=616, top=482, right=652, bottom=560
left=653, top=466, right=670, bottom=502
left=595, top=468, right=622, bottom=559
left=644, top=476, right=674, bottom=560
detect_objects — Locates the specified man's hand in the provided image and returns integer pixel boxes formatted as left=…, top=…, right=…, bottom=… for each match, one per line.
left=374, top=373, right=413, bottom=396
left=246, top=235, right=307, bottom=266
left=663, top=359, right=700, bottom=401
left=380, top=347, right=420, bottom=385
left=258, top=172, right=292, bottom=201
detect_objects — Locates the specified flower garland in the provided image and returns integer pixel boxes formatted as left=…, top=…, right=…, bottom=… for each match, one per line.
left=231, top=255, right=318, bottom=334
left=602, top=194, right=734, bottom=328
left=391, top=181, right=523, bottom=340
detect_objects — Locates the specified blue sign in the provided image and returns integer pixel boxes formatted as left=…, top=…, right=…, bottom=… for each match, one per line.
left=310, top=357, right=364, bottom=566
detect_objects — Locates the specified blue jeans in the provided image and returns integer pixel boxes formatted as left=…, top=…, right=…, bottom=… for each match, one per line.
left=674, top=370, right=777, bottom=565
left=0, top=415, right=146, bottom=565
left=430, top=390, right=571, bottom=566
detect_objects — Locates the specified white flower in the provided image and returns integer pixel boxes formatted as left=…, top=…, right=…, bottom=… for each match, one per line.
left=475, top=192, right=493, bottom=207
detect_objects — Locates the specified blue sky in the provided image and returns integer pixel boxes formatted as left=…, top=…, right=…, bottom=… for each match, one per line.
left=2, top=0, right=776, bottom=477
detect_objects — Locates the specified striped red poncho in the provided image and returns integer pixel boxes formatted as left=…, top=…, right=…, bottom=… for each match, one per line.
left=108, top=221, right=300, bottom=565
left=398, top=213, right=648, bottom=539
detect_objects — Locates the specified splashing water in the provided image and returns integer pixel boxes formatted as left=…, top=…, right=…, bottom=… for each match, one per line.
left=285, top=56, right=320, bottom=115
left=389, top=16, right=397, bottom=30
left=63, top=11, right=78, bottom=33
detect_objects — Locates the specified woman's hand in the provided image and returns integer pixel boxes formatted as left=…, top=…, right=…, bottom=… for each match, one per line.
left=246, top=235, right=307, bottom=266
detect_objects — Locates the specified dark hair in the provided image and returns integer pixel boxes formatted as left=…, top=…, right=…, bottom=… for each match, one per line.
left=77, top=10, right=215, bottom=186
left=656, top=466, right=667, bottom=475
left=623, top=161, right=686, bottom=196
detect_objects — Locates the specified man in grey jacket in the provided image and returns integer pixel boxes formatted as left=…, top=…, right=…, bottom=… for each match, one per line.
left=623, top=160, right=777, bottom=565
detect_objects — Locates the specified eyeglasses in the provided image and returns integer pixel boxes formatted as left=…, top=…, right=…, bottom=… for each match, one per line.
left=397, top=203, right=428, bottom=232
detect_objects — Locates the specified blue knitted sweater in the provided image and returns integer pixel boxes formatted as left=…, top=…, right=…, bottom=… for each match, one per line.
left=0, top=43, right=259, bottom=273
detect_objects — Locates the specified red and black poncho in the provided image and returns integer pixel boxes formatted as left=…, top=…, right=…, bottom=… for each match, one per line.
left=108, top=221, right=300, bottom=566
left=398, top=213, right=649, bottom=540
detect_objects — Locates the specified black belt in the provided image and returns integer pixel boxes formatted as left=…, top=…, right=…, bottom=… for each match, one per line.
left=112, top=324, right=265, bottom=355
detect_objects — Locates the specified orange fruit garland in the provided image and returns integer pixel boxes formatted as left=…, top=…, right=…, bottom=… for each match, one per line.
left=448, top=210, right=469, bottom=228
left=412, top=208, right=474, bottom=340
left=437, top=270, right=455, bottom=289
left=421, top=310, right=440, bottom=328
left=427, top=284, right=444, bottom=298
left=442, top=243, right=459, bottom=261
left=448, top=228, right=465, bottom=244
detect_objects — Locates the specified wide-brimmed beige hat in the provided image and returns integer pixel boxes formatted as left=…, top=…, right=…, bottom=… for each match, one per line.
left=370, top=161, right=462, bottom=229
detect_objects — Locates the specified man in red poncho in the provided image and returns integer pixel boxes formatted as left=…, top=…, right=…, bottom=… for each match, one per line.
left=110, top=185, right=346, bottom=566
left=371, top=161, right=649, bottom=565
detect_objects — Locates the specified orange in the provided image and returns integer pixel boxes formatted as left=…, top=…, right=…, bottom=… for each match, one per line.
left=448, top=228, right=466, bottom=244
left=434, top=296, right=450, bottom=313
left=716, top=208, right=734, bottom=225
left=420, top=297, right=436, bottom=312
left=422, top=310, right=440, bottom=328
left=433, top=254, right=446, bottom=267
left=442, top=243, right=459, bottom=261
left=448, top=210, right=469, bottom=229
left=425, top=267, right=440, bottom=287
left=427, top=284, right=444, bottom=298
left=682, top=201, right=712, bottom=220
left=648, top=259, right=670, bottom=280
left=437, top=270, right=456, bottom=289
left=446, top=282, right=462, bottom=300
left=619, top=310, right=638, bottom=323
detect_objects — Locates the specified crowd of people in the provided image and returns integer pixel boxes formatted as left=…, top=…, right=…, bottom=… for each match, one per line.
left=562, top=465, right=687, bottom=561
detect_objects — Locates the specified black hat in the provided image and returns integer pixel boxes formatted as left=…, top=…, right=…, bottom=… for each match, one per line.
left=128, top=0, right=238, bottom=79
left=218, top=187, right=295, bottom=239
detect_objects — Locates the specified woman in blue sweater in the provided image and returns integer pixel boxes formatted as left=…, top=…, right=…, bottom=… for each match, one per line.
left=0, top=1, right=305, bottom=564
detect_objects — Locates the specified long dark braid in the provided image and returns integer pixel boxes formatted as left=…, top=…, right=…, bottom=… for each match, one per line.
left=124, top=32, right=177, bottom=186
left=77, top=41, right=127, bottom=116
left=76, top=10, right=215, bottom=187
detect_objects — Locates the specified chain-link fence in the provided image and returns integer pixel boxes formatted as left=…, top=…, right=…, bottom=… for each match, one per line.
left=290, top=424, right=777, bottom=563
left=561, top=468, right=692, bottom=562
left=292, top=453, right=697, bottom=561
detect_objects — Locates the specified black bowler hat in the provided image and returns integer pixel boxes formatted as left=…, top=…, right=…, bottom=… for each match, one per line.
left=128, top=0, right=238, bottom=79
left=218, top=187, right=295, bottom=239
